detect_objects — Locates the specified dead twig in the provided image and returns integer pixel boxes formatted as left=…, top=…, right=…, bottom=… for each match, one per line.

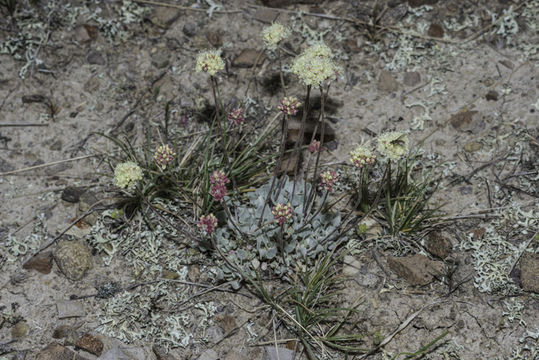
left=0, top=153, right=101, bottom=176
left=0, top=123, right=49, bottom=127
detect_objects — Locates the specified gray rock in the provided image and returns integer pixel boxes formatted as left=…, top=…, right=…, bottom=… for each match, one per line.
left=36, top=342, right=89, bottom=360
left=150, top=7, right=181, bottom=28
left=403, top=71, right=421, bottom=87
left=151, top=51, right=170, bottom=69
left=57, top=300, right=85, bottom=319
left=426, top=231, right=452, bottom=259
left=87, top=51, right=106, bottom=65
left=198, top=349, right=218, bottom=360
left=206, top=325, right=224, bottom=344
left=182, top=22, right=197, bottom=37
left=11, top=321, right=29, bottom=338
left=61, top=186, right=86, bottom=203
left=52, top=325, right=79, bottom=346
left=232, top=49, right=264, bottom=68
left=521, top=252, right=539, bottom=293
left=78, top=191, right=99, bottom=225
left=377, top=70, right=399, bottom=93
left=53, top=240, right=93, bottom=281
left=265, top=346, right=295, bottom=360
left=449, top=110, right=483, bottom=133
left=387, top=254, right=445, bottom=286
left=252, top=8, right=279, bottom=23
left=23, top=251, right=53, bottom=274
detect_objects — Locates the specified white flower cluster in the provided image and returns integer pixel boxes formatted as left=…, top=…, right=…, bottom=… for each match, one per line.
left=291, top=42, right=341, bottom=87
left=114, top=161, right=142, bottom=189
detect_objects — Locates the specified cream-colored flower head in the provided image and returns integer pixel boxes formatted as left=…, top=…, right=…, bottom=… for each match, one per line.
left=263, top=22, right=290, bottom=50
left=291, top=42, right=340, bottom=87
left=114, top=161, right=143, bottom=189
left=195, top=49, right=225, bottom=76
left=350, top=145, right=376, bottom=168
left=377, top=131, right=409, bottom=160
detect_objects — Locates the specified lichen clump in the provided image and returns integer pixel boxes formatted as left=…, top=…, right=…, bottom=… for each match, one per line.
left=291, top=42, right=340, bottom=87
left=263, top=22, right=290, bottom=50
left=195, top=49, right=225, bottom=76
left=377, top=131, right=409, bottom=160
left=114, top=161, right=143, bottom=189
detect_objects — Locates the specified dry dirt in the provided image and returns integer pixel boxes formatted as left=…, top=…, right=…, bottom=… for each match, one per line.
left=0, top=0, right=538, bottom=359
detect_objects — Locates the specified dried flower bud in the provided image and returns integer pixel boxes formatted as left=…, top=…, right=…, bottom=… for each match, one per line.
left=278, top=96, right=301, bottom=116
left=197, top=214, right=218, bottom=235
left=308, top=140, right=321, bottom=153
left=272, top=203, right=293, bottom=225
left=227, top=108, right=245, bottom=125
left=154, top=144, right=175, bottom=170
left=320, top=170, right=338, bottom=192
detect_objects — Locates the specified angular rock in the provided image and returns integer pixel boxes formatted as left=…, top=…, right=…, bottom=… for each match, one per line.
left=426, top=231, right=452, bottom=259
left=403, top=71, right=421, bottom=87
left=53, top=325, right=79, bottom=346
left=205, top=30, right=222, bottom=48
left=98, top=345, right=153, bottom=360
left=464, top=141, right=483, bottom=153
left=342, top=255, right=361, bottom=276
left=485, top=90, right=499, bottom=101
left=11, top=321, right=29, bottom=338
left=23, top=251, right=53, bottom=274
left=252, top=8, right=279, bottom=23
left=377, top=70, right=399, bottom=93
left=427, top=23, right=444, bottom=38
left=387, top=254, right=445, bottom=286
left=151, top=51, right=170, bottom=69
left=77, top=191, right=99, bottom=225
left=61, top=186, right=86, bottom=203
left=232, top=49, right=264, bottom=68
left=150, top=7, right=181, bottom=28
left=449, top=110, right=480, bottom=132
left=75, top=24, right=98, bottom=44
left=36, top=342, right=89, bottom=360
left=183, top=22, right=197, bottom=37
left=76, top=334, right=104, bottom=356
left=198, top=349, right=218, bottom=360
left=87, top=51, right=106, bottom=65
left=153, top=345, right=178, bottom=360
left=216, top=314, right=236, bottom=334
left=287, top=118, right=336, bottom=144
left=57, top=300, right=85, bottom=319
left=265, top=346, right=295, bottom=360
left=521, top=252, right=539, bottom=293
left=408, top=0, right=438, bottom=6
left=53, top=240, right=93, bottom=281
left=206, top=325, right=225, bottom=344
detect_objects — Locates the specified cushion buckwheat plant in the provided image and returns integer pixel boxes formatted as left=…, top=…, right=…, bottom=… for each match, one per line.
left=376, top=131, right=409, bottom=161
left=114, top=161, right=143, bottom=189
left=350, top=145, right=376, bottom=168
left=291, top=42, right=341, bottom=87
left=262, top=22, right=291, bottom=50
left=195, top=49, right=225, bottom=76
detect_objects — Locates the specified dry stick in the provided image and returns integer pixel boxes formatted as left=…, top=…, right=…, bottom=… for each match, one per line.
left=133, top=0, right=242, bottom=14
left=290, top=86, right=312, bottom=200
left=0, top=153, right=100, bottom=177
left=508, top=231, right=538, bottom=277
left=24, top=204, right=104, bottom=262
left=358, top=300, right=447, bottom=359
left=0, top=123, right=49, bottom=127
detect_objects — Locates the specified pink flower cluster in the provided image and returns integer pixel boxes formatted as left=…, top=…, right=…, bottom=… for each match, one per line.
left=154, top=144, right=175, bottom=169
left=308, top=140, right=322, bottom=153
left=272, top=203, right=293, bottom=225
left=278, top=96, right=301, bottom=116
left=197, top=214, right=218, bottom=234
left=227, top=108, right=245, bottom=125
left=210, top=170, right=230, bottom=202
left=320, top=170, right=338, bottom=192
